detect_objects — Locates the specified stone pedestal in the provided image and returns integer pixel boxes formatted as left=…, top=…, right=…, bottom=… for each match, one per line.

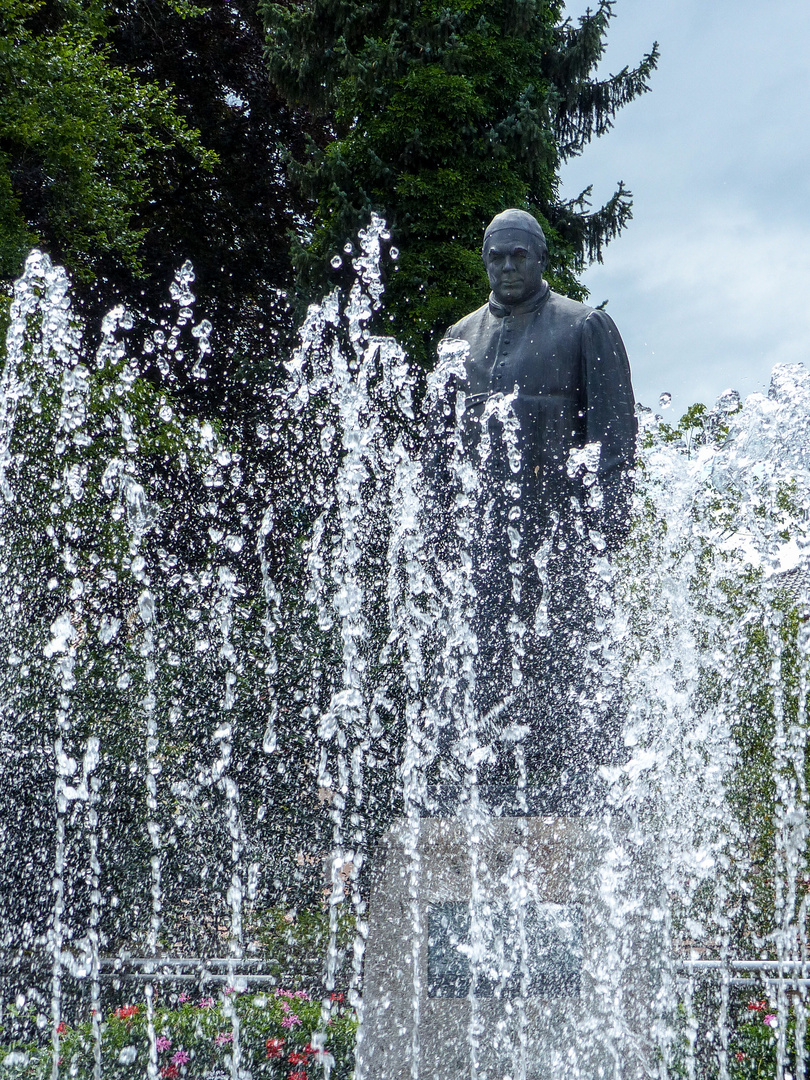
left=357, top=813, right=663, bottom=1080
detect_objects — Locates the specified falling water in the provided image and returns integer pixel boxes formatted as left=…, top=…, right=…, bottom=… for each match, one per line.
left=1, top=222, right=810, bottom=1078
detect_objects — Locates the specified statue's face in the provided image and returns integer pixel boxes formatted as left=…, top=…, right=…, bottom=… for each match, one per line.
left=483, top=228, right=547, bottom=305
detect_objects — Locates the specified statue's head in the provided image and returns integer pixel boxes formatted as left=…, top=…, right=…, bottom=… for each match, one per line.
left=482, top=209, right=548, bottom=306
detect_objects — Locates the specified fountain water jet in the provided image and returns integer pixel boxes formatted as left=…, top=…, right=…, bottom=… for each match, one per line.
left=0, top=221, right=809, bottom=1078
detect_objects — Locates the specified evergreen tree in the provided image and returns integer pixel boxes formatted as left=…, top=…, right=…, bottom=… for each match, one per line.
left=0, top=0, right=215, bottom=287
left=262, top=0, right=658, bottom=364
left=101, top=0, right=332, bottom=399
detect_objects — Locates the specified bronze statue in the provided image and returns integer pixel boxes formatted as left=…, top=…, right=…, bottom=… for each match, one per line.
left=429, top=209, right=637, bottom=809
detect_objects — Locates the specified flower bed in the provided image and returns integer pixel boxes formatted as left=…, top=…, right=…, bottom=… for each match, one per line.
left=730, top=997, right=807, bottom=1079
left=0, top=989, right=355, bottom=1079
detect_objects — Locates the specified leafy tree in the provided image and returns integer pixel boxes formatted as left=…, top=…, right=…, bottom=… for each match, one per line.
left=262, top=0, right=658, bottom=364
left=0, top=0, right=215, bottom=284
left=0, top=0, right=335, bottom=409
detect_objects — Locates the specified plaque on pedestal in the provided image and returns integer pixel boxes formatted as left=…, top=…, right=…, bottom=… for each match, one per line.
left=357, top=797, right=662, bottom=1080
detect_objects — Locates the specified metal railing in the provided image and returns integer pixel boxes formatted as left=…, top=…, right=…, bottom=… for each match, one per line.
left=3, top=952, right=809, bottom=989
left=0, top=954, right=305, bottom=989
left=676, top=959, right=810, bottom=989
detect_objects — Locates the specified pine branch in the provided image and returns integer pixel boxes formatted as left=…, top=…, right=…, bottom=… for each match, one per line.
left=545, top=1, right=614, bottom=87
left=549, top=180, right=633, bottom=269
left=551, top=46, right=659, bottom=160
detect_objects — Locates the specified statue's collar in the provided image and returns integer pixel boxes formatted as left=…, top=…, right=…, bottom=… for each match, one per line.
left=488, top=280, right=552, bottom=317
left=488, top=282, right=550, bottom=318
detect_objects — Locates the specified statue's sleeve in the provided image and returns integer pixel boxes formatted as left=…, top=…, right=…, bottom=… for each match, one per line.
left=581, top=308, right=637, bottom=546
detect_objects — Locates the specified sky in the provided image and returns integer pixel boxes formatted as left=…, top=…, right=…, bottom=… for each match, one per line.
left=560, top=0, right=810, bottom=414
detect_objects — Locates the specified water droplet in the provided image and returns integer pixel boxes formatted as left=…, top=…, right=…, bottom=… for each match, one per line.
left=138, top=590, right=155, bottom=625
left=3, top=1053, right=29, bottom=1068
left=191, top=319, right=212, bottom=339
left=659, top=392, right=672, bottom=409
left=389, top=247, right=399, bottom=260
left=99, top=616, right=121, bottom=644
left=159, top=405, right=173, bottom=422
left=717, top=388, right=741, bottom=413
left=331, top=255, right=343, bottom=269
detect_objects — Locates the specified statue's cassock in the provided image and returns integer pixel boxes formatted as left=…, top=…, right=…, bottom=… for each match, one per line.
left=446, top=286, right=636, bottom=539
left=430, top=225, right=637, bottom=803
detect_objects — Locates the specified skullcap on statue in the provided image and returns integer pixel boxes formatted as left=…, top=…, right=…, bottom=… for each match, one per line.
left=482, top=209, right=547, bottom=249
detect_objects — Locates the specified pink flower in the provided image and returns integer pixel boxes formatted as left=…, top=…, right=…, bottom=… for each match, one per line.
left=197, top=997, right=214, bottom=1009
left=177, top=993, right=190, bottom=1004
left=764, top=1014, right=778, bottom=1029
left=275, top=989, right=294, bottom=999
left=293, top=990, right=310, bottom=1000
left=171, top=1050, right=191, bottom=1066
left=215, top=1032, right=234, bottom=1046
left=281, top=1014, right=302, bottom=1029
left=156, top=1036, right=172, bottom=1052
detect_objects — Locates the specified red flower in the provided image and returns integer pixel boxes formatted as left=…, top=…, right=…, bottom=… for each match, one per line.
left=288, top=1051, right=312, bottom=1065
left=160, top=1066, right=179, bottom=1079
left=329, top=993, right=344, bottom=1003
left=266, top=1038, right=285, bottom=1059
left=56, top=1022, right=67, bottom=1035
left=736, top=1052, right=746, bottom=1062
left=114, top=1005, right=140, bottom=1021
left=288, top=1072, right=307, bottom=1080
left=747, top=1000, right=768, bottom=1012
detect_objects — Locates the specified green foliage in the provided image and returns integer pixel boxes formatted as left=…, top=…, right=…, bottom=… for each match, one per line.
left=250, top=907, right=356, bottom=985
left=0, top=0, right=216, bottom=283
left=263, top=0, right=658, bottom=363
left=626, top=403, right=810, bottom=961
left=655, top=404, right=709, bottom=447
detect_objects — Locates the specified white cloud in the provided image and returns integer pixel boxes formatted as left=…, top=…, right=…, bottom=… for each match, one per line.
left=582, top=203, right=810, bottom=410
left=559, top=0, right=810, bottom=412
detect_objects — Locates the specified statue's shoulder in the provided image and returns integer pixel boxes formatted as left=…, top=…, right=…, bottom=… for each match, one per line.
left=546, top=290, right=594, bottom=323
left=547, top=291, right=619, bottom=334
left=445, top=303, right=490, bottom=339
